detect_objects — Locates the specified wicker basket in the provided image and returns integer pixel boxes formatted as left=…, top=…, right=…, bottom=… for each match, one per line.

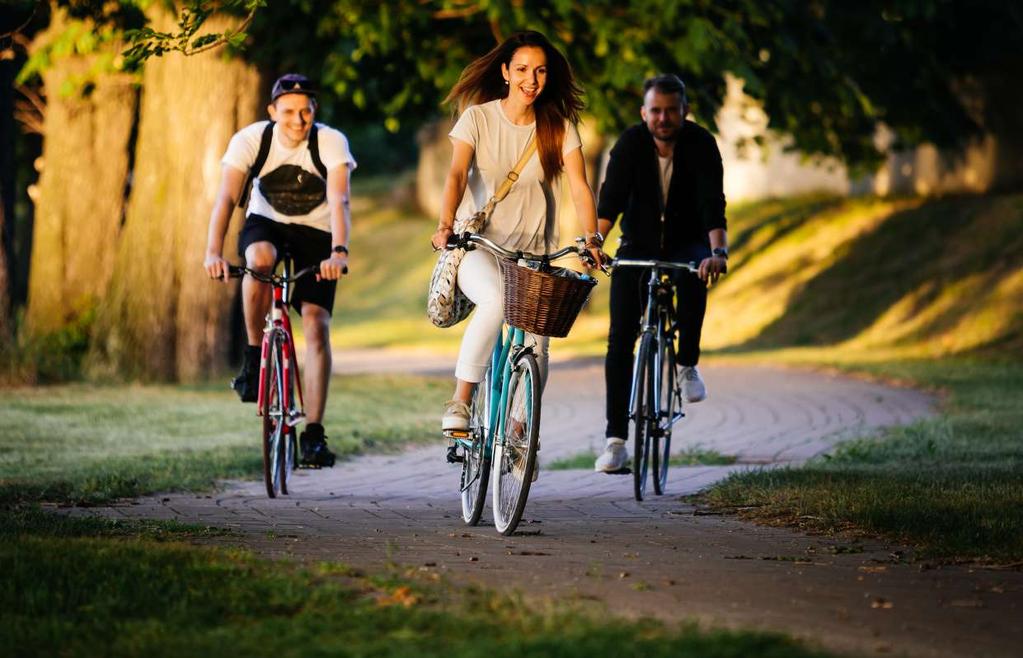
left=499, top=259, right=597, bottom=337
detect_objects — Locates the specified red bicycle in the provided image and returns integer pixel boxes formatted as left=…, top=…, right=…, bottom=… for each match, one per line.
left=228, top=257, right=315, bottom=498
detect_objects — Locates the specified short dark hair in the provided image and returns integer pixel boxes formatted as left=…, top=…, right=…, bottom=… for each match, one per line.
left=643, top=74, right=688, bottom=104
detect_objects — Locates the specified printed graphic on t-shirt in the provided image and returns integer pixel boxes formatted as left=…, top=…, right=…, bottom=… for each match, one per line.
left=258, top=164, right=326, bottom=216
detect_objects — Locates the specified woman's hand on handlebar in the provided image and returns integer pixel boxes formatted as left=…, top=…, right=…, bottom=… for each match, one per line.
left=431, top=226, right=454, bottom=251
left=584, top=244, right=607, bottom=271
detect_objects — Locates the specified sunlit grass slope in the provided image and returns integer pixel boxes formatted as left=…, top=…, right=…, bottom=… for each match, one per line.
left=336, top=185, right=1022, bottom=359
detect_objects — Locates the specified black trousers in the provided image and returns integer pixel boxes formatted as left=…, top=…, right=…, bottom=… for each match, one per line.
left=604, top=243, right=710, bottom=439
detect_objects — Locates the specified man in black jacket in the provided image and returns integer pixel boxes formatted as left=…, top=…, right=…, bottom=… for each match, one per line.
left=595, top=74, right=729, bottom=473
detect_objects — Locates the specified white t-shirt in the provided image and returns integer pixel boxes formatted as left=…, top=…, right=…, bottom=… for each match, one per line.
left=222, top=121, right=357, bottom=232
left=449, top=100, right=582, bottom=252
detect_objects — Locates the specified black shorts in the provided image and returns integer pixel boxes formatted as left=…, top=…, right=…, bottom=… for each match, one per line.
left=238, top=214, right=337, bottom=315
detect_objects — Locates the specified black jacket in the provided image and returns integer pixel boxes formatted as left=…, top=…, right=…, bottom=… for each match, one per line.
left=597, top=121, right=726, bottom=256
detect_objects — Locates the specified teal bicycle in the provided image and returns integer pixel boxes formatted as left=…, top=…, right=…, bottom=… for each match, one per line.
left=446, top=233, right=596, bottom=535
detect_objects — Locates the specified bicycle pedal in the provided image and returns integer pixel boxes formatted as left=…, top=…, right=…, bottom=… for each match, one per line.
left=446, top=445, right=464, bottom=464
left=443, top=429, right=470, bottom=439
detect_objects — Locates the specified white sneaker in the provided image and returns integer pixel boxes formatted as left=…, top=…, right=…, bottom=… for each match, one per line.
left=594, top=437, right=629, bottom=472
left=680, top=366, right=707, bottom=403
left=441, top=399, right=470, bottom=432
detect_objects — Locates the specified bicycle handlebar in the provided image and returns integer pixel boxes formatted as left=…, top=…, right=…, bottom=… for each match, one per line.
left=227, top=263, right=346, bottom=284
left=611, top=258, right=719, bottom=275
left=445, top=232, right=601, bottom=268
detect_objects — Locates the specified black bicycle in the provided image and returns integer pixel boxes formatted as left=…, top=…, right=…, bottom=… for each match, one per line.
left=611, top=258, right=703, bottom=501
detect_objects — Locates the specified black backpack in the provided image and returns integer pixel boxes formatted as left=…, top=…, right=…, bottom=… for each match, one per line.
left=238, top=121, right=328, bottom=209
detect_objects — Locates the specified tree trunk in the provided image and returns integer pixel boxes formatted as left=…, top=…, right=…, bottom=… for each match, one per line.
left=88, top=11, right=262, bottom=382
left=23, top=6, right=136, bottom=335
left=0, top=56, right=15, bottom=340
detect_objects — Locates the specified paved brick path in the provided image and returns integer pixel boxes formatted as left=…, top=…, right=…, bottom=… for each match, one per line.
left=75, top=359, right=1023, bottom=658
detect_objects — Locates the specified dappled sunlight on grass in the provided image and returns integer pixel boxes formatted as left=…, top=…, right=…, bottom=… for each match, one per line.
left=330, top=183, right=1022, bottom=364
left=703, top=197, right=913, bottom=349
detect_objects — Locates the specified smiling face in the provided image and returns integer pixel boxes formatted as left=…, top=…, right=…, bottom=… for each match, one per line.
left=641, top=88, right=687, bottom=143
left=501, top=45, right=548, bottom=106
left=267, top=93, right=316, bottom=145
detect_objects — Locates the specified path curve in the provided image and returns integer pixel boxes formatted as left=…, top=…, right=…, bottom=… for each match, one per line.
left=79, top=359, right=1023, bottom=658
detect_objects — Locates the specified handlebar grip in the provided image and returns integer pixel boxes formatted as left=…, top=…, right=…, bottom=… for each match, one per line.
left=445, top=232, right=470, bottom=250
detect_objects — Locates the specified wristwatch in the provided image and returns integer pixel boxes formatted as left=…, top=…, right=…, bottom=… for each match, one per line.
left=586, top=231, right=605, bottom=247
left=332, top=245, right=349, bottom=256
left=712, top=247, right=728, bottom=259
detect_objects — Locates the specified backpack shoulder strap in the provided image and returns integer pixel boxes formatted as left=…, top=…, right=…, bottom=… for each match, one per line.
left=308, top=123, right=328, bottom=180
left=238, top=121, right=275, bottom=209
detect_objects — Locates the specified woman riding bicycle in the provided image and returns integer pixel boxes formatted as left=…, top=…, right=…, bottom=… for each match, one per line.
left=429, top=31, right=604, bottom=454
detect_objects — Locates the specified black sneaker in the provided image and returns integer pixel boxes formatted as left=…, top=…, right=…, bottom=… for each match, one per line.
left=300, top=424, right=336, bottom=468
left=231, top=346, right=260, bottom=403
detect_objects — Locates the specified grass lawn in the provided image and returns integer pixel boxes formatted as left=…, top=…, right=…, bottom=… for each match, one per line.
left=1, top=507, right=839, bottom=658
left=700, top=354, right=1023, bottom=561
left=0, top=374, right=448, bottom=504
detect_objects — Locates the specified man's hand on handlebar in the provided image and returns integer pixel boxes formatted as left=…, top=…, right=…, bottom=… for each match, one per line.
left=204, top=253, right=230, bottom=282
left=318, top=254, right=348, bottom=281
left=698, top=255, right=727, bottom=285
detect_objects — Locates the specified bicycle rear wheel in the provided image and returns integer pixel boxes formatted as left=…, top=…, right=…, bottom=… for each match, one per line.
left=261, top=331, right=287, bottom=498
left=492, top=353, right=541, bottom=535
left=461, top=369, right=492, bottom=525
left=632, top=333, right=655, bottom=501
left=651, top=330, right=677, bottom=495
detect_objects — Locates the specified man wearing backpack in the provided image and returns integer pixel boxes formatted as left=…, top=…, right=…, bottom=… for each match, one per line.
left=203, top=74, right=356, bottom=468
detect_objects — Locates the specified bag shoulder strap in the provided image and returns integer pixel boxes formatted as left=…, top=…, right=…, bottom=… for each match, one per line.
left=308, top=123, right=328, bottom=180
left=238, top=121, right=275, bottom=209
left=478, top=136, right=537, bottom=218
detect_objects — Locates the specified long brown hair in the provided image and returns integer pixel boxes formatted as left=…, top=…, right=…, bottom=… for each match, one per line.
left=445, top=31, right=584, bottom=183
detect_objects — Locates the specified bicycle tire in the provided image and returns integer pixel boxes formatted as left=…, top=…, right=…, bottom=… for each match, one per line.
left=633, top=333, right=655, bottom=501
left=461, top=369, right=492, bottom=525
left=651, top=329, right=677, bottom=495
left=278, top=342, right=300, bottom=496
left=261, top=331, right=287, bottom=498
left=492, top=353, right=541, bottom=536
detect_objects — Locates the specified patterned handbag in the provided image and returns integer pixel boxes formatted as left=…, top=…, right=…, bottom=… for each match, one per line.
left=427, top=138, right=537, bottom=328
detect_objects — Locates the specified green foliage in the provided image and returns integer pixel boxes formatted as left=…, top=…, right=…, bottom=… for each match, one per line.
left=230, top=0, right=1023, bottom=168
left=24, top=2, right=1022, bottom=167
left=1, top=306, right=96, bottom=385
left=122, top=0, right=265, bottom=65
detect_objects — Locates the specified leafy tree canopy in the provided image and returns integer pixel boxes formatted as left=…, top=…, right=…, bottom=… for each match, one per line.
left=17, top=0, right=1023, bottom=171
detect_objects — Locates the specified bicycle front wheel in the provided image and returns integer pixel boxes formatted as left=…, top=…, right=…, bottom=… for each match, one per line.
left=461, top=369, right=492, bottom=525
left=632, top=333, right=655, bottom=501
left=492, top=353, right=541, bottom=536
left=261, top=331, right=287, bottom=498
left=651, top=330, right=677, bottom=495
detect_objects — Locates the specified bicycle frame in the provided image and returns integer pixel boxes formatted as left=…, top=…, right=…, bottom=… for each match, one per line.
left=255, top=257, right=304, bottom=421
left=455, top=323, right=533, bottom=493
left=624, top=263, right=691, bottom=435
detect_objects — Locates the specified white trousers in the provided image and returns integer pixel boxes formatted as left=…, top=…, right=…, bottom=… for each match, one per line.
left=455, top=249, right=550, bottom=383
